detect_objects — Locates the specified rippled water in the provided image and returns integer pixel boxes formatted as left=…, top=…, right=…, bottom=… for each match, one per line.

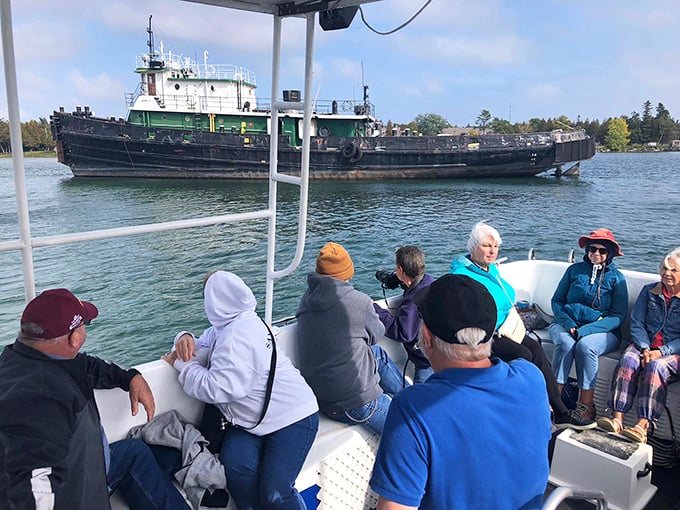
left=1, top=152, right=678, bottom=365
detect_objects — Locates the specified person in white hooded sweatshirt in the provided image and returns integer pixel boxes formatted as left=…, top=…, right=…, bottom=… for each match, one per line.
left=162, top=271, right=319, bottom=510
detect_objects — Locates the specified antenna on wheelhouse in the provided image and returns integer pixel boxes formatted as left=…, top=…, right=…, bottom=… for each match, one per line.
left=361, top=61, right=369, bottom=115
left=147, top=15, right=155, bottom=56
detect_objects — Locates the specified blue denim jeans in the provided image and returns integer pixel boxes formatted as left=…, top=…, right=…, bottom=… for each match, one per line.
left=414, top=366, right=434, bottom=384
left=371, top=344, right=410, bottom=395
left=108, top=438, right=189, bottom=510
left=550, top=322, right=620, bottom=390
left=220, top=412, right=319, bottom=510
left=326, top=345, right=408, bottom=434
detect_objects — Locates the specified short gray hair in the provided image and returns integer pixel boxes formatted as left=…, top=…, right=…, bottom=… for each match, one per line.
left=661, top=247, right=680, bottom=272
left=421, top=328, right=493, bottom=362
left=468, top=221, right=503, bottom=253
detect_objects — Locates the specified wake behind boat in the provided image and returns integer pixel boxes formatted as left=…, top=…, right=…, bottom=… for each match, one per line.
left=49, top=17, right=595, bottom=180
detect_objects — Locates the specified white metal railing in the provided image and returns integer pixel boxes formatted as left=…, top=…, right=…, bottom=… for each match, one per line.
left=135, top=53, right=256, bottom=86
left=542, top=486, right=607, bottom=510
left=0, top=0, right=313, bottom=324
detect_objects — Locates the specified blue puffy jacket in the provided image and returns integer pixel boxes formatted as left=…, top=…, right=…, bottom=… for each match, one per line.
left=551, top=259, right=628, bottom=338
left=449, top=254, right=515, bottom=330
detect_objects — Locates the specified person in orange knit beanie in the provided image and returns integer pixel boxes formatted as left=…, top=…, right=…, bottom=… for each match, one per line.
left=296, top=242, right=408, bottom=434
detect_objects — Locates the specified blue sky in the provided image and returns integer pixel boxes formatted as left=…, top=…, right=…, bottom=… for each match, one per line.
left=2, top=0, right=679, bottom=126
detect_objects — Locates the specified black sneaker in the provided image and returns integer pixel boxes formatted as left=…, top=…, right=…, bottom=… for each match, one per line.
left=554, top=410, right=597, bottom=430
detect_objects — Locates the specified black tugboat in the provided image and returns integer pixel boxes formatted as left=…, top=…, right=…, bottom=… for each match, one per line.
left=50, top=18, right=595, bottom=179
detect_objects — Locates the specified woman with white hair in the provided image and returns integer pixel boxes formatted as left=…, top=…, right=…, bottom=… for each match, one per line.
left=598, top=248, right=680, bottom=443
left=450, top=221, right=595, bottom=430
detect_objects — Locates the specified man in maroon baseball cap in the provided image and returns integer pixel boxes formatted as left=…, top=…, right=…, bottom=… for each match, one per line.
left=0, top=288, right=189, bottom=510
left=20, top=288, right=99, bottom=341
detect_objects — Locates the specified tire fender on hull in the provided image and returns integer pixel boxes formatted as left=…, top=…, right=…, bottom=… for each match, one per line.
left=350, top=147, right=363, bottom=163
left=341, top=142, right=357, bottom=159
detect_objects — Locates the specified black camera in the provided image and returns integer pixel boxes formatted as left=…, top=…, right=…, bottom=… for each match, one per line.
left=375, top=269, right=405, bottom=291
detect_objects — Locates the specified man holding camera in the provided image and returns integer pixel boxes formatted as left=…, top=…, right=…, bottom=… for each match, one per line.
left=374, top=246, right=435, bottom=383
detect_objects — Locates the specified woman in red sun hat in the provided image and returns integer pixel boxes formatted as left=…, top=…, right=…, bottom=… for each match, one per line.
left=549, top=228, right=628, bottom=421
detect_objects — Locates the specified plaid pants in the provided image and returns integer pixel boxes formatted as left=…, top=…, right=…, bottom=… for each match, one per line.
left=608, top=344, right=680, bottom=422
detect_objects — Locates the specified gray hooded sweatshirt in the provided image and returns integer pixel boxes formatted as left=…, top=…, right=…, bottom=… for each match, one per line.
left=296, top=273, right=386, bottom=414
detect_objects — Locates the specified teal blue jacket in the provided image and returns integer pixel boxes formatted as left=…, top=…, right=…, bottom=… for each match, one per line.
left=551, top=259, right=628, bottom=338
left=450, top=254, right=515, bottom=330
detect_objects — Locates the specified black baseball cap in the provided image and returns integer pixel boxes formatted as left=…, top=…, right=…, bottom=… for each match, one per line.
left=414, top=274, right=496, bottom=344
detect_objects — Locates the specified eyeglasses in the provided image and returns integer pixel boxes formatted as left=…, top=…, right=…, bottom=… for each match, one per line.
left=588, top=246, right=608, bottom=255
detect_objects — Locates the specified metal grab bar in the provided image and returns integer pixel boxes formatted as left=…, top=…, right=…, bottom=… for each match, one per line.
left=542, top=486, right=607, bottom=510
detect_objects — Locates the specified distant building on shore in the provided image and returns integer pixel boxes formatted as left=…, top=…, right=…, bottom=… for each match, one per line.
left=439, top=127, right=477, bottom=136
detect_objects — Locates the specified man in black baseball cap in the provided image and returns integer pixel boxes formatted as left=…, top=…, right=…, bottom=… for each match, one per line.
left=371, top=274, right=551, bottom=509
left=0, top=288, right=189, bottom=509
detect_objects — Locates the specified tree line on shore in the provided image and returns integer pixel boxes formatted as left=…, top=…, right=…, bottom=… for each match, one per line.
left=393, top=100, right=679, bottom=151
left=2, top=99, right=678, bottom=153
left=0, top=117, right=52, bottom=153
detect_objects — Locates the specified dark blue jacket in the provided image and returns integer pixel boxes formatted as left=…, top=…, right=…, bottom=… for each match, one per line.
left=0, top=341, right=140, bottom=510
left=551, top=259, right=628, bottom=339
left=630, top=282, right=680, bottom=356
left=374, top=274, right=435, bottom=369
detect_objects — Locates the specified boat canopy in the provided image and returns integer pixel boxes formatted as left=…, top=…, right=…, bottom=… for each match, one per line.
left=182, top=0, right=382, bottom=17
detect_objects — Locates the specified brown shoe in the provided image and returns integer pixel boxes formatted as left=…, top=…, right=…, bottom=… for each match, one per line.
left=575, top=401, right=596, bottom=421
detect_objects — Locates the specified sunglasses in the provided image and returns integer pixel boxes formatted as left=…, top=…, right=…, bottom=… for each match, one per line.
left=588, top=246, right=608, bottom=255
left=67, top=320, right=91, bottom=340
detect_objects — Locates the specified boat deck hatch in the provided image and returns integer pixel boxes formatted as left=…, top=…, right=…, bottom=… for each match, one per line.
left=572, top=429, right=639, bottom=460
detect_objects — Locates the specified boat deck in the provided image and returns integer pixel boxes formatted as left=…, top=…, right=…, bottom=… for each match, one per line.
left=101, top=259, right=680, bottom=509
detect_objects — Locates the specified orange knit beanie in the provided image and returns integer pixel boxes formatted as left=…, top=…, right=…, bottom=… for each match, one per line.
left=316, top=242, right=354, bottom=281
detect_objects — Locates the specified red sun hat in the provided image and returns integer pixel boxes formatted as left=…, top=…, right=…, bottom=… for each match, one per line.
left=20, top=288, right=99, bottom=340
left=578, top=228, right=623, bottom=257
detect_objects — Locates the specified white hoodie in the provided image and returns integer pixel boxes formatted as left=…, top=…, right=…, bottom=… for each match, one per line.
left=174, top=271, right=318, bottom=436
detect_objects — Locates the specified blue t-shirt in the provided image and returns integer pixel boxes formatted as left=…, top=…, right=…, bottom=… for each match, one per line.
left=370, top=358, right=551, bottom=510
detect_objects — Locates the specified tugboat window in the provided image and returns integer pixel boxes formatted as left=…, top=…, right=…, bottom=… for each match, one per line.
left=211, top=85, right=215, bottom=92
left=174, top=84, right=180, bottom=90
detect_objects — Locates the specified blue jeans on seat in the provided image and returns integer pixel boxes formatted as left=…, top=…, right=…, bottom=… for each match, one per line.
left=326, top=345, right=409, bottom=434
left=108, top=438, right=189, bottom=510
left=550, top=322, right=620, bottom=390
left=220, top=412, right=319, bottom=510
left=371, top=344, right=410, bottom=395
left=414, top=366, right=434, bottom=384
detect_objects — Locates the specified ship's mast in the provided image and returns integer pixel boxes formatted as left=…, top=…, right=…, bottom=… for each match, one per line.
left=147, top=15, right=155, bottom=56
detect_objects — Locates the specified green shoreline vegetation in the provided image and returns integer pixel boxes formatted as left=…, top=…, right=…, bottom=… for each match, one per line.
left=2, top=99, right=679, bottom=154
left=0, top=151, right=55, bottom=158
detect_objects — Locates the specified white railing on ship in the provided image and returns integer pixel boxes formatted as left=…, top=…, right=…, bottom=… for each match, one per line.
left=135, top=52, right=256, bottom=85
left=0, top=0, right=317, bottom=325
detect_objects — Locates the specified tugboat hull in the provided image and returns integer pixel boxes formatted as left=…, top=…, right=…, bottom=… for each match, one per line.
left=51, top=111, right=596, bottom=179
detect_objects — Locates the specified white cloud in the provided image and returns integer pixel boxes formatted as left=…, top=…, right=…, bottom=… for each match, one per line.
left=328, top=58, right=363, bottom=81
left=525, top=83, right=563, bottom=104
left=11, top=20, right=80, bottom=61
left=415, top=34, right=532, bottom=66
left=66, top=70, right=126, bottom=102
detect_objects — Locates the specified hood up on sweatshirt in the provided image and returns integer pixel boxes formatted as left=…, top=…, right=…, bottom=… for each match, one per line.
left=204, top=271, right=257, bottom=328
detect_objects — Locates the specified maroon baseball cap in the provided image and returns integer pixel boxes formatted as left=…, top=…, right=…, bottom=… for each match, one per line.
left=20, top=288, right=99, bottom=340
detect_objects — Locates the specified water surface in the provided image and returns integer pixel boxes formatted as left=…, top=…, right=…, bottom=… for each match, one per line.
left=1, top=153, right=678, bottom=365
